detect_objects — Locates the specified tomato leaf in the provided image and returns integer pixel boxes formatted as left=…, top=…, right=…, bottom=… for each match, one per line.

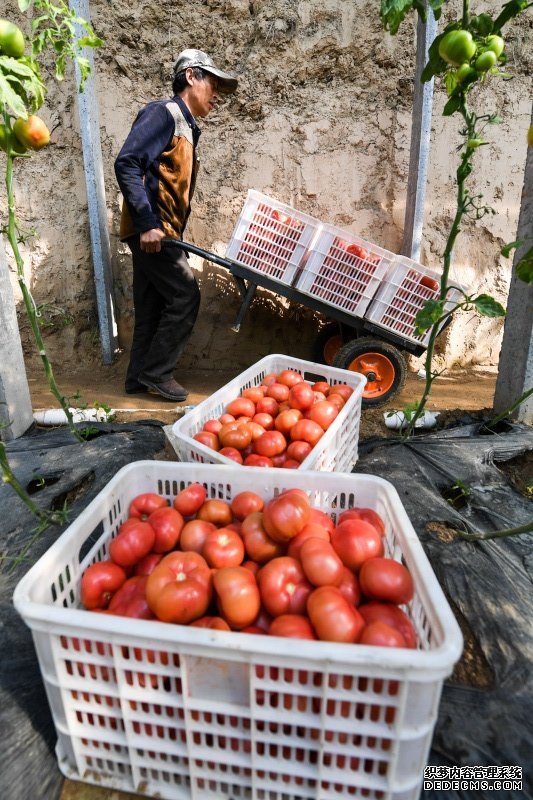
left=421, top=33, right=448, bottom=82
left=380, top=0, right=416, bottom=35
left=415, top=299, right=445, bottom=333
left=516, top=246, right=533, bottom=284
left=493, top=0, right=531, bottom=33
left=501, top=239, right=522, bottom=257
left=443, top=95, right=461, bottom=116
left=473, top=294, right=506, bottom=317
left=469, top=13, right=494, bottom=36
left=0, top=72, right=28, bottom=117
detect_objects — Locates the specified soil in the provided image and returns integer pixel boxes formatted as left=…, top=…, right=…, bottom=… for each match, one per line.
left=27, top=352, right=498, bottom=440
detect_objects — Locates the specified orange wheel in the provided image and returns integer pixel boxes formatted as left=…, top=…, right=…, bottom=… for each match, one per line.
left=332, top=338, right=406, bottom=408
left=312, top=324, right=356, bottom=366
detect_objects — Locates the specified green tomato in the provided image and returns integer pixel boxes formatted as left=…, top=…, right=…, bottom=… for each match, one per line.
left=438, top=30, right=477, bottom=67
left=467, top=138, right=485, bottom=149
left=485, top=34, right=504, bottom=59
left=475, top=50, right=498, bottom=72
left=0, top=123, right=27, bottom=155
left=0, top=19, right=25, bottom=58
left=456, top=63, right=477, bottom=84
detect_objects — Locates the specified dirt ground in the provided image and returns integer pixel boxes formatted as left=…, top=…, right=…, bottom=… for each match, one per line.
left=27, top=352, right=498, bottom=440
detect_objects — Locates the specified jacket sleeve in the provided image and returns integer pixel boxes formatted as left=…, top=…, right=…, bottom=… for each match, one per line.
left=114, top=103, right=174, bottom=233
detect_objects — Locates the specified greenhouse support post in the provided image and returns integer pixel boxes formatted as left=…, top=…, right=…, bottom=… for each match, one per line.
left=493, top=105, right=533, bottom=425
left=70, top=0, right=118, bottom=365
left=401, top=6, right=437, bottom=262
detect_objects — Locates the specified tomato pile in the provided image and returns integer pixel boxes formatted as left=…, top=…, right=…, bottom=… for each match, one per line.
left=193, top=368, right=355, bottom=469
left=238, top=207, right=304, bottom=273
left=81, top=484, right=417, bottom=649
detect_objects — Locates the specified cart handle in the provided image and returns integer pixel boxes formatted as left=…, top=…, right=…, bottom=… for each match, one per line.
left=162, top=238, right=237, bottom=271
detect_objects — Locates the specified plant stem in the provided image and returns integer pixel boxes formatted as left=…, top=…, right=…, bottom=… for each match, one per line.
left=4, top=130, right=84, bottom=443
left=405, top=101, right=477, bottom=437
left=0, top=438, right=49, bottom=524
left=462, top=0, right=470, bottom=29
left=482, top=386, right=533, bottom=429
left=457, top=519, right=533, bottom=540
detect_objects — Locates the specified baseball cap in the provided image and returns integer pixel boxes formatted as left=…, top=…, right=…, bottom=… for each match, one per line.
left=173, top=49, right=238, bottom=94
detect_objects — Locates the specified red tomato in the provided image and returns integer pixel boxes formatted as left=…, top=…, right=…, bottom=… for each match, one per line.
left=193, top=430, right=219, bottom=451
left=190, top=616, right=231, bottom=631
left=248, top=422, right=266, bottom=441
left=253, top=430, right=287, bottom=458
left=244, top=454, right=273, bottom=468
left=300, top=537, right=344, bottom=587
left=337, top=507, right=385, bottom=536
left=307, top=586, right=365, bottom=643
left=133, top=552, right=163, bottom=576
left=109, top=518, right=155, bottom=568
left=277, top=369, right=304, bottom=388
left=312, top=381, right=330, bottom=395
left=173, top=483, right=206, bottom=517
left=252, top=412, right=274, bottom=430
left=129, top=492, right=168, bottom=520
left=288, top=382, right=315, bottom=411
left=202, top=527, right=245, bottom=568
left=331, top=519, right=384, bottom=572
left=263, top=491, right=310, bottom=543
left=266, top=382, right=290, bottom=403
left=147, top=507, right=184, bottom=553
left=219, top=446, right=244, bottom=464
left=312, top=391, right=327, bottom=404
left=226, top=397, right=256, bottom=418
left=241, top=512, right=284, bottom=563
left=219, top=423, right=253, bottom=450
left=359, top=621, right=407, bottom=648
left=258, top=557, right=313, bottom=617
left=197, top=499, right=233, bottom=526
left=242, top=560, right=260, bottom=577
left=284, top=459, right=300, bottom=469
left=331, top=384, right=353, bottom=401
left=274, top=408, right=303, bottom=435
left=252, top=607, right=272, bottom=631
left=359, top=558, right=414, bottom=605
left=203, top=418, right=222, bottom=435
left=180, top=519, right=216, bottom=553
left=308, top=508, right=335, bottom=534
left=359, top=602, right=417, bottom=648
left=255, top=396, right=279, bottom=417
left=241, top=625, right=268, bottom=634
left=81, top=561, right=127, bottom=610
left=346, top=243, right=368, bottom=260
left=290, top=419, right=323, bottom=447
left=231, top=491, right=264, bottom=520
left=241, top=387, right=264, bottom=403
left=307, top=400, right=339, bottom=430
left=337, top=567, right=361, bottom=606
left=271, top=210, right=292, bottom=224
left=326, top=392, right=345, bottom=409
left=261, top=372, right=278, bottom=387
left=269, top=615, right=317, bottom=640
left=213, top=566, right=261, bottom=629
left=219, top=413, right=235, bottom=424
left=271, top=453, right=288, bottom=467
left=287, top=523, right=330, bottom=560
left=285, top=440, right=313, bottom=463
left=146, top=551, right=212, bottom=624
left=108, top=576, right=154, bottom=619
left=420, top=275, right=440, bottom=292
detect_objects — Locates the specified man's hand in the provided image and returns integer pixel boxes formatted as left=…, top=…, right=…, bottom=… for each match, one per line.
left=140, top=228, right=165, bottom=253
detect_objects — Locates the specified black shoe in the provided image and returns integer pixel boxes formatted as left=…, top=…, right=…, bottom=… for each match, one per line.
left=138, top=376, right=189, bottom=402
left=125, top=382, right=147, bottom=394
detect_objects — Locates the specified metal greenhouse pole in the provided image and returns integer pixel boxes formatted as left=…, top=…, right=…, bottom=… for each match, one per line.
left=71, top=0, right=118, bottom=365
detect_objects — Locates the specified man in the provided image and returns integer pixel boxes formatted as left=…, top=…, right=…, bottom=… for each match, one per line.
left=115, top=49, right=238, bottom=401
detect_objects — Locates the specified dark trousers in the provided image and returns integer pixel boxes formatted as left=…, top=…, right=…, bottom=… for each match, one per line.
left=125, top=235, right=201, bottom=389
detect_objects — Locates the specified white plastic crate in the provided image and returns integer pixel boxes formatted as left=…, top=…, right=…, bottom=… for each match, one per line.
left=14, top=462, right=463, bottom=800
left=364, top=256, right=466, bottom=346
left=171, top=354, right=365, bottom=472
left=295, top=224, right=393, bottom=316
left=225, top=190, right=321, bottom=285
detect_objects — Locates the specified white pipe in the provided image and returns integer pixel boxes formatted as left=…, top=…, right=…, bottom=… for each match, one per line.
left=384, top=410, right=439, bottom=430
left=33, top=405, right=197, bottom=425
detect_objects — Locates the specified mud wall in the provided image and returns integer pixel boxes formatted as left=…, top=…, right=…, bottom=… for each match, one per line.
left=3, top=0, right=531, bottom=373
